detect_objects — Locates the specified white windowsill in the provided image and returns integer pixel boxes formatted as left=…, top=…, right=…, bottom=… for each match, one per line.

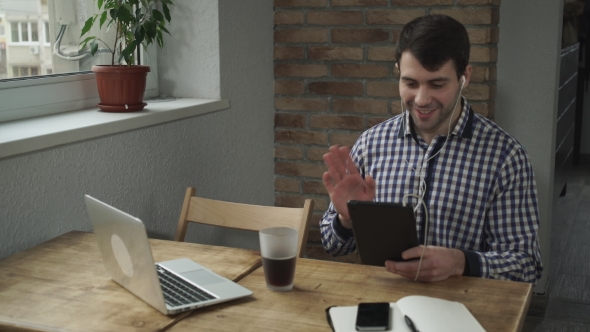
left=0, top=98, right=230, bottom=160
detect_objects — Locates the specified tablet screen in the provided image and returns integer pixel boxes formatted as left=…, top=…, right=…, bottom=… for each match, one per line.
left=347, top=201, right=419, bottom=266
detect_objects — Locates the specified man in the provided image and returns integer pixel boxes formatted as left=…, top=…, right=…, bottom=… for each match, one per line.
left=319, top=14, right=543, bottom=284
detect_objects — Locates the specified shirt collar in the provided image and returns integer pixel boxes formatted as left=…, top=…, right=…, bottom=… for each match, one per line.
left=396, top=97, right=474, bottom=140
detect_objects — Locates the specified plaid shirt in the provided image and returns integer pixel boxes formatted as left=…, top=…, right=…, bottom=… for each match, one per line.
left=320, top=99, right=543, bottom=284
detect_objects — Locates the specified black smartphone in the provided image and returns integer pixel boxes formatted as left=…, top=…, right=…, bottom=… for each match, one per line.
left=355, top=302, right=390, bottom=331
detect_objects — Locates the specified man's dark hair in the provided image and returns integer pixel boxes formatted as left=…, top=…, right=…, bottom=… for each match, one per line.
left=395, top=15, right=470, bottom=79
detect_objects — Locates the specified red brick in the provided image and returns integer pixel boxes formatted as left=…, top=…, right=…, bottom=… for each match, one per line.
left=275, top=28, right=328, bottom=43
left=391, top=0, right=452, bottom=5
left=308, top=81, right=363, bottom=96
left=332, top=28, right=389, bottom=43
left=367, top=46, right=395, bottom=61
left=275, top=97, right=329, bottom=111
left=390, top=100, right=404, bottom=114
left=467, top=27, right=499, bottom=45
left=391, top=29, right=402, bottom=42
left=275, top=11, right=304, bottom=25
left=275, top=113, right=306, bottom=128
left=333, top=98, right=388, bottom=114
left=470, top=102, right=490, bottom=118
left=332, top=64, right=389, bottom=78
left=307, top=223, right=323, bottom=243
left=470, top=66, right=495, bottom=83
left=366, top=81, right=399, bottom=97
left=275, top=194, right=307, bottom=208
left=330, top=132, right=362, bottom=146
left=308, top=46, right=364, bottom=60
left=276, top=130, right=328, bottom=145
left=274, top=46, right=305, bottom=60
left=275, top=145, right=304, bottom=160
left=303, top=180, right=328, bottom=195
left=431, top=8, right=499, bottom=25
left=463, top=84, right=491, bottom=101
left=275, top=161, right=326, bottom=178
left=331, top=0, right=387, bottom=6
left=306, top=147, right=328, bottom=161
left=470, top=46, right=497, bottom=63
left=275, top=64, right=328, bottom=78
left=457, top=0, right=500, bottom=5
left=366, top=10, right=425, bottom=25
left=275, top=177, right=300, bottom=193
left=307, top=11, right=363, bottom=25
left=368, top=116, right=390, bottom=127
left=274, top=0, right=327, bottom=7
left=275, top=80, right=305, bottom=95
left=310, top=115, right=364, bottom=130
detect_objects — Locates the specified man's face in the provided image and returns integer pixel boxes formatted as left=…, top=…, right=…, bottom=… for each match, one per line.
left=398, top=51, right=469, bottom=143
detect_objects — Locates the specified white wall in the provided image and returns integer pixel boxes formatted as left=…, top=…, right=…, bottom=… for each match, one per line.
left=495, top=0, right=563, bottom=293
left=0, top=1, right=275, bottom=260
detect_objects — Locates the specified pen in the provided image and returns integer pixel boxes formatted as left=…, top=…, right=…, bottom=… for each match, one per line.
left=404, top=315, right=419, bottom=332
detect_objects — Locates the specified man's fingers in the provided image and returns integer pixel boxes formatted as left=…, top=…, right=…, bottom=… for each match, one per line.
left=322, top=172, right=334, bottom=195
left=323, top=152, right=341, bottom=184
left=401, top=245, right=426, bottom=260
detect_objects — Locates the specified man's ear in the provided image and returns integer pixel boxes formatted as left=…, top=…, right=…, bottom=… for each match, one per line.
left=461, top=64, right=472, bottom=90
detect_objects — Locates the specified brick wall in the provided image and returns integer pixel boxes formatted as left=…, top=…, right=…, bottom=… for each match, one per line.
left=273, top=0, right=500, bottom=262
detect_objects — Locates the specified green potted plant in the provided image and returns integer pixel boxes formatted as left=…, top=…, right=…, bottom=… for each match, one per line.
left=80, top=0, right=174, bottom=112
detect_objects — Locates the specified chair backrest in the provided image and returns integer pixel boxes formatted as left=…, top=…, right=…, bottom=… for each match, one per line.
left=174, top=187, right=314, bottom=258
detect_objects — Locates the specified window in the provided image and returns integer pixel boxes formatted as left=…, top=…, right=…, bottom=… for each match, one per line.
left=12, top=66, right=40, bottom=78
left=0, top=0, right=159, bottom=123
left=9, top=22, right=39, bottom=44
left=44, top=22, right=49, bottom=45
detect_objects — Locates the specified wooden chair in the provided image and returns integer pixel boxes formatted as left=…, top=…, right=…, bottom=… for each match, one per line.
left=174, top=187, right=315, bottom=258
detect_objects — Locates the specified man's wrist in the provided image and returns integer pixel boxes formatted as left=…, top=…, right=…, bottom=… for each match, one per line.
left=336, top=214, right=352, bottom=229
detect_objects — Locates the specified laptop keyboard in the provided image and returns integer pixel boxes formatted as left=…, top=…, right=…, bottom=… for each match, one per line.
left=156, top=266, right=216, bottom=307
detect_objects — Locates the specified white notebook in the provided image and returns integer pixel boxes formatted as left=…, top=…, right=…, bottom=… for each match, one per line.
left=327, top=295, right=486, bottom=332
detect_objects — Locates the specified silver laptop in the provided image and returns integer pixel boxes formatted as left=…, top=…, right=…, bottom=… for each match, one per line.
left=84, top=194, right=253, bottom=315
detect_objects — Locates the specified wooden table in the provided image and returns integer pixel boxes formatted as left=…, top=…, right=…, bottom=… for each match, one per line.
left=0, top=231, right=261, bottom=332
left=0, top=231, right=532, bottom=332
left=170, top=258, right=532, bottom=332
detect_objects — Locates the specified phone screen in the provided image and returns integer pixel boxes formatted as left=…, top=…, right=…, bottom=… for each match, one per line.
left=355, top=302, right=390, bottom=331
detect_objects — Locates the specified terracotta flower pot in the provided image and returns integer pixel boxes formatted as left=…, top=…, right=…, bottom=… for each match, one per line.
left=92, top=65, right=151, bottom=112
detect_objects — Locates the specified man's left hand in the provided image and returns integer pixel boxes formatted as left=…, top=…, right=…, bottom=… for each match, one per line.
left=385, top=246, right=465, bottom=282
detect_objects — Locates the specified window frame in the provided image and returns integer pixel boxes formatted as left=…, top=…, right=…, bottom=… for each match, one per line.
left=0, top=1, right=160, bottom=123
left=9, top=21, right=39, bottom=45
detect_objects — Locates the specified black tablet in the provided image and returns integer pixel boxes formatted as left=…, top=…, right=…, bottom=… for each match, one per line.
left=347, top=200, right=419, bottom=266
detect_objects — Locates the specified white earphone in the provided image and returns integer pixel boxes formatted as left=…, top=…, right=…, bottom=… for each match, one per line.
left=400, top=73, right=465, bottom=281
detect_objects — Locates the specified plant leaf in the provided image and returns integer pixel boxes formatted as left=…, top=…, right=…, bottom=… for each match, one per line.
left=134, top=25, right=145, bottom=44
left=90, top=40, right=99, bottom=56
left=156, top=29, right=163, bottom=48
left=99, top=11, right=108, bottom=28
left=79, top=36, right=93, bottom=50
left=152, top=9, right=164, bottom=22
left=162, top=3, right=171, bottom=23
left=97, top=0, right=103, bottom=10
left=122, top=40, right=137, bottom=59
left=80, top=17, right=95, bottom=37
left=159, top=24, right=170, bottom=35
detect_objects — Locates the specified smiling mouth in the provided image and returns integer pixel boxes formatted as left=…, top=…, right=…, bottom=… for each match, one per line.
left=415, top=108, right=436, bottom=115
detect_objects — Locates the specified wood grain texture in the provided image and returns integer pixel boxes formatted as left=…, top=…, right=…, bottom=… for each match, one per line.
left=0, top=231, right=261, bottom=332
left=170, top=258, right=532, bottom=332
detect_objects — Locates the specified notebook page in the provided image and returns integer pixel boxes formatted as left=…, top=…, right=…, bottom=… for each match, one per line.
left=397, top=295, right=486, bottom=332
